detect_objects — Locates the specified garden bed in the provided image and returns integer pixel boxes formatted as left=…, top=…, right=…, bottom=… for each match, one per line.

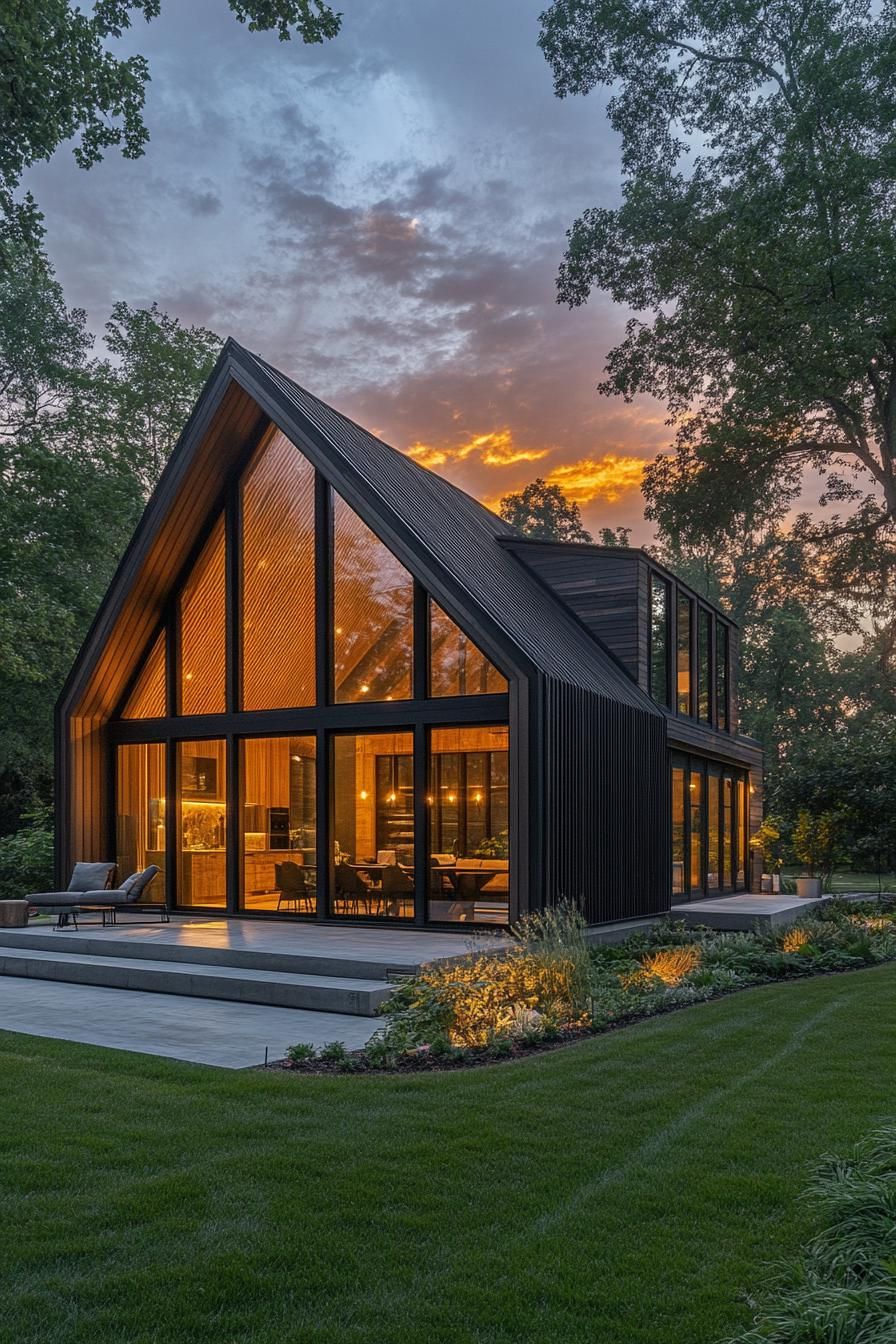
left=278, top=898, right=896, bottom=1074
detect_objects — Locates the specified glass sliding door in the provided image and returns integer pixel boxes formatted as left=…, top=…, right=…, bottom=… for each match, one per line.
left=671, top=763, right=685, bottom=896
left=689, top=766, right=703, bottom=895
left=736, top=778, right=747, bottom=888
left=176, top=739, right=227, bottom=908
left=240, top=736, right=317, bottom=915
left=428, top=725, right=509, bottom=924
left=115, top=743, right=167, bottom=900
left=707, top=770, right=721, bottom=890
left=723, top=775, right=734, bottom=891
left=331, top=731, right=415, bottom=918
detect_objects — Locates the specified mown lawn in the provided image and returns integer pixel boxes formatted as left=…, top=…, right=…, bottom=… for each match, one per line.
left=3, top=965, right=896, bottom=1344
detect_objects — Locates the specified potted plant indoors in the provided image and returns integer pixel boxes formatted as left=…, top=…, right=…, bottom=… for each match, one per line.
left=791, top=809, right=839, bottom=898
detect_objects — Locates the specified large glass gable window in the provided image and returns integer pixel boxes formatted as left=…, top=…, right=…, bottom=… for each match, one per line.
left=179, top=516, right=226, bottom=715
left=332, top=493, right=413, bottom=703
left=112, top=445, right=512, bottom=923
left=122, top=630, right=167, bottom=719
left=241, top=431, right=315, bottom=710
left=430, top=601, right=507, bottom=697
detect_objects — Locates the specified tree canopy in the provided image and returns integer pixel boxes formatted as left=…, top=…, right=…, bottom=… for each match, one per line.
left=498, top=478, right=593, bottom=542
left=539, top=0, right=896, bottom=631
left=0, top=247, right=221, bottom=833
left=0, top=0, right=342, bottom=265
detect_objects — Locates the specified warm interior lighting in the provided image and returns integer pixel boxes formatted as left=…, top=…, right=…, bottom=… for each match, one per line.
left=360, top=683, right=370, bottom=694
left=185, top=672, right=194, bottom=681
left=387, top=791, right=397, bottom=803
left=472, top=791, right=483, bottom=804
left=359, top=789, right=369, bottom=801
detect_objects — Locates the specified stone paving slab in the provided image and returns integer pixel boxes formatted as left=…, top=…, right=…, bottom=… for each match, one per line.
left=0, top=976, right=378, bottom=1068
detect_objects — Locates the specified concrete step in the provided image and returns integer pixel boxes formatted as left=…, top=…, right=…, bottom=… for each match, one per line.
left=0, top=945, right=392, bottom=1016
left=0, top=927, right=417, bottom=981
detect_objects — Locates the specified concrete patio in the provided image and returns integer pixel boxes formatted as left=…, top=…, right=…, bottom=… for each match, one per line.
left=672, top=893, right=831, bottom=930
left=0, top=916, right=505, bottom=1066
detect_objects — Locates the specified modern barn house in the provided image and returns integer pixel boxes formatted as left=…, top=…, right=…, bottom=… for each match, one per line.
left=55, top=341, right=763, bottom=932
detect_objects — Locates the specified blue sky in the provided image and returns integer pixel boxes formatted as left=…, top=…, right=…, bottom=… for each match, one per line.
left=27, top=0, right=669, bottom=537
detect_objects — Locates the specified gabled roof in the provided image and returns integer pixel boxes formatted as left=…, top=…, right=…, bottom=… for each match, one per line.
left=60, top=339, right=661, bottom=721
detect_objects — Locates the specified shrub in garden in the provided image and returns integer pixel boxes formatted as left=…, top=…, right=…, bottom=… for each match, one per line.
left=0, top=804, right=54, bottom=901
left=723, top=1124, right=896, bottom=1343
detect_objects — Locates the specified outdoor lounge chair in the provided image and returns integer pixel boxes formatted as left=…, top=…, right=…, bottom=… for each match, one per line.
left=28, top=863, right=166, bottom=929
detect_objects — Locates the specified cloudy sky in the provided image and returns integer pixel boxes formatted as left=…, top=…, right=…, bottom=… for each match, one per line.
left=27, top=0, right=670, bottom=539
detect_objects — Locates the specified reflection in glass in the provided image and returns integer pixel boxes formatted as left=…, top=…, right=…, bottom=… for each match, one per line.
left=122, top=631, right=166, bottom=719
left=332, top=731, right=414, bottom=918
left=115, top=743, right=166, bottom=900
left=689, top=768, right=703, bottom=893
left=179, top=516, right=226, bottom=715
left=240, top=736, right=316, bottom=914
left=241, top=431, right=315, bottom=710
left=672, top=766, right=685, bottom=895
left=428, top=725, right=509, bottom=924
left=176, top=739, right=227, bottom=908
left=677, top=593, right=692, bottom=716
left=650, top=577, right=669, bottom=706
left=429, top=601, right=507, bottom=697
left=698, top=609, right=711, bottom=722
left=716, top=624, right=729, bottom=730
left=707, top=772, right=720, bottom=890
left=333, top=494, right=413, bottom=702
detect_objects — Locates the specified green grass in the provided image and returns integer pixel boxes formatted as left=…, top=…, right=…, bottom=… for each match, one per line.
left=3, top=967, right=896, bottom=1344
left=780, top=866, right=896, bottom=892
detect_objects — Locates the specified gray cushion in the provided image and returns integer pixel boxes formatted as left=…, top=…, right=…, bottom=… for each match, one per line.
left=67, top=862, right=116, bottom=894
left=27, top=892, right=81, bottom=907
left=119, top=865, right=161, bottom=902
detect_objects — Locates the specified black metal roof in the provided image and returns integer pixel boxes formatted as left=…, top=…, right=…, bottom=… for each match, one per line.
left=236, top=342, right=660, bottom=713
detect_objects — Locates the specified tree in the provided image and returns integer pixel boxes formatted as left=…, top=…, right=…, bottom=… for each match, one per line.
left=0, top=1, right=342, bottom=267
left=498, top=479, right=593, bottom=542
left=98, top=302, right=221, bottom=494
left=0, top=253, right=222, bottom=834
left=539, top=0, right=896, bottom=629
left=598, top=526, right=631, bottom=547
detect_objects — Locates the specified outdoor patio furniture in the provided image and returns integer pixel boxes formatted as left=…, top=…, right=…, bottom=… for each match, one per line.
left=28, top=864, right=165, bottom=929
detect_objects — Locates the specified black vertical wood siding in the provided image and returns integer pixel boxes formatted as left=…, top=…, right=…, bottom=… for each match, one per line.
left=541, top=678, right=670, bottom=923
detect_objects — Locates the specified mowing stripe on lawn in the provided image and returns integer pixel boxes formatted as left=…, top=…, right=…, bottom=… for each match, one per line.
left=533, top=991, right=851, bottom=1235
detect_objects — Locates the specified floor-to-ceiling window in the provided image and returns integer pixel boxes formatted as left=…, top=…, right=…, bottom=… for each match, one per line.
left=331, top=731, right=415, bottom=918
left=115, top=743, right=166, bottom=900
left=671, top=763, right=685, bottom=896
left=240, top=736, right=317, bottom=914
left=672, top=755, right=749, bottom=900
left=707, top=770, right=721, bottom=890
left=428, top=726, right=509, bottom=924
left=110, top=430, right=511, bottom=923
left=176, top=740, right=227, bottom=908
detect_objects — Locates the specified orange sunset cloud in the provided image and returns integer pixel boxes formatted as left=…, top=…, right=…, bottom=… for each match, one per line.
left=406, top=428, right=549, bottom=470
left=545, top=454, right=646, bottom=504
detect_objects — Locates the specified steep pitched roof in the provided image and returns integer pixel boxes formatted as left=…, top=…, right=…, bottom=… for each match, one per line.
left=236, top=344, right=659, bottom=712
left=61, top=339, right=661, bottom=720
